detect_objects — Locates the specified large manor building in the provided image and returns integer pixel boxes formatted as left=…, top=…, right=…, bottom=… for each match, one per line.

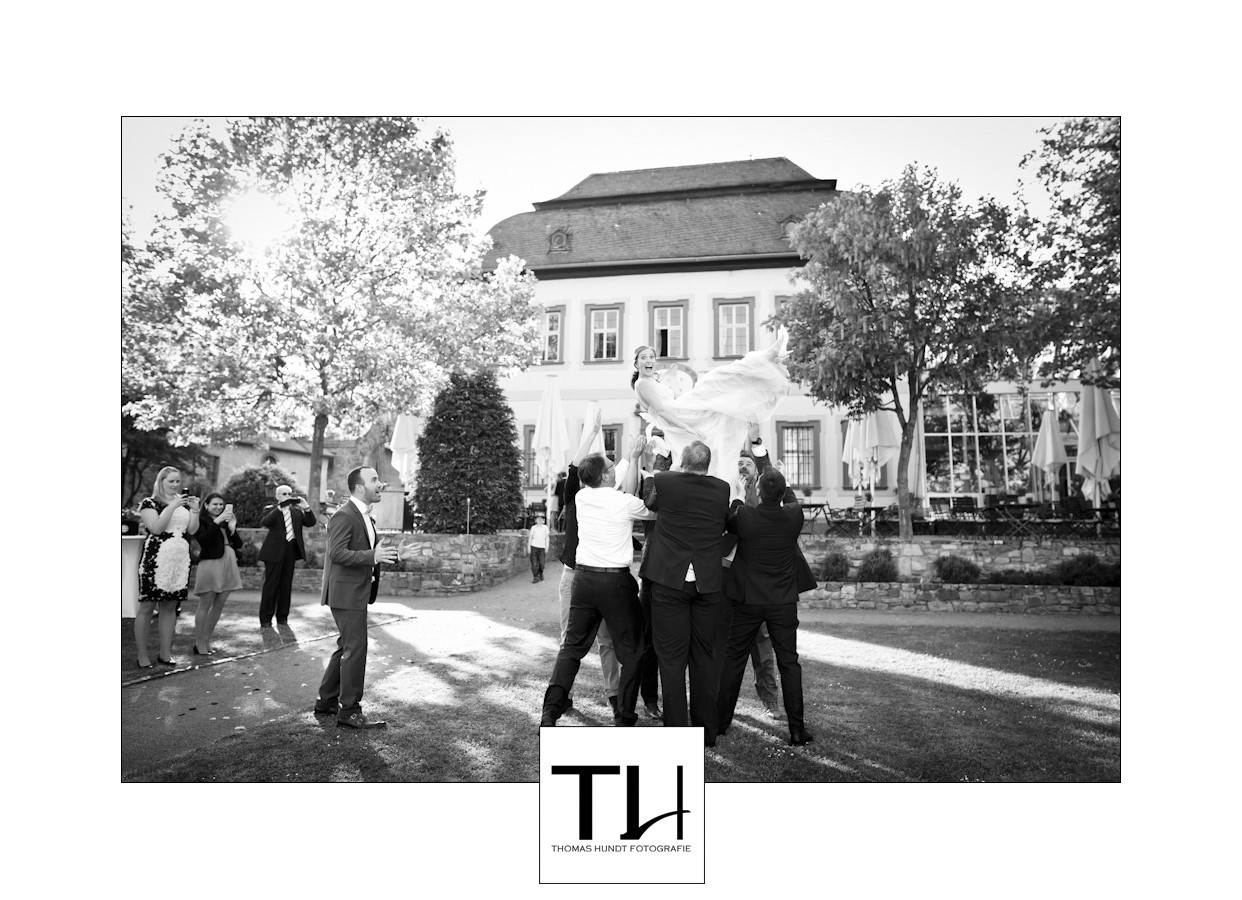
left=484, top=158, right=1117, bottom=511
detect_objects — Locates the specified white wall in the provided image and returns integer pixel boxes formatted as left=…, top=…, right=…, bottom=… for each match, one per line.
left=500, top=267, right=862, bottom=506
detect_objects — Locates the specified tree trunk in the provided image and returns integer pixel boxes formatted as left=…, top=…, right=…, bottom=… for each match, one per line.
left=308, top=412, right=328, bottom=511
left=896, top=427, right=914, bottom=541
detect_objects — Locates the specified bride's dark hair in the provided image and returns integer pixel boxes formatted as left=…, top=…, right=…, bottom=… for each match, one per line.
left=631, top=345, right=655, bottom=389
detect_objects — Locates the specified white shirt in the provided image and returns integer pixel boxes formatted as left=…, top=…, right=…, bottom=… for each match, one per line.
left=528, top=523, right=549, bottom=549
left=574, top=486, right=655, bottom=568
left=349, top=496, right=375, bottom=548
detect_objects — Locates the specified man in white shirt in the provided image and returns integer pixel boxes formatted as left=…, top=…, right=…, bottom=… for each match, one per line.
left=528, top=514, right=550, bottom=583
left=540, top=437, right=655, bottom=727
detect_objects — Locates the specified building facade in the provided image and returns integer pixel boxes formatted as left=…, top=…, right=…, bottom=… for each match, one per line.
left=485, top=158, right=1117, bottom=511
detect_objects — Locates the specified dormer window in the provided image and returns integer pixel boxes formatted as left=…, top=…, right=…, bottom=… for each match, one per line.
left=549, top=227, right=572, bottom=253
left=779, top=216, right=800, bottom=242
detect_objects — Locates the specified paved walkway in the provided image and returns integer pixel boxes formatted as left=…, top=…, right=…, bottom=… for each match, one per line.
left=121, top=565, right=1119, bottom=777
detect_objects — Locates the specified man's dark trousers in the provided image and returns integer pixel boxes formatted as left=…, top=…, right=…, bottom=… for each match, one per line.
left=543, top=568, right=645, bottom=724
left=637, top=577, right=660, bottom=706
left=318, top=607, right=369, bottom=716
left=651, top=580, right=722, bottom=738
left=260, top=544, right=298, bottom=624
left=717, top=601, right=805, bottom=734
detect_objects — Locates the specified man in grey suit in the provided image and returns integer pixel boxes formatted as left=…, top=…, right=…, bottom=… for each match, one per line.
left=314, top=465, right=409, bottom=729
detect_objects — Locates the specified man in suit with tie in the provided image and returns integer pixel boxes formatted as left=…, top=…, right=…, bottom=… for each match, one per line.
left=717, top=467, right=815, bottom=746
left=258, top=483, right=317, bottom=626
left=640, top=440, right=731, bottom=746
left=314, top=465, right=406, bottom=729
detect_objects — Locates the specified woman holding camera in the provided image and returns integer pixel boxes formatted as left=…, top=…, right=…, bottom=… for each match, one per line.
left=134, top=466, right=200, bottom=668
left=191, top=492, right=244, bottom=655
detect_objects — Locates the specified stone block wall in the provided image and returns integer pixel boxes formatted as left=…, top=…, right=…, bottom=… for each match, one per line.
left=797, top=535, right=1121, bottom=582
left=800, top=582, right=1119, bottom=615
left=233, top=527, right=529, bottom=596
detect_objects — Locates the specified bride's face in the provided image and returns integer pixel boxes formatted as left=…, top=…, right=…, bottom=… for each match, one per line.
left=636, top=348, right=657, bottom=378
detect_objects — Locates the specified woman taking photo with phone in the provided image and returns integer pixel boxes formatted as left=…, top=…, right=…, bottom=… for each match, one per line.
left=135, top=466, right=200, bottom=668
left=191, top=492, right=243, bottom=655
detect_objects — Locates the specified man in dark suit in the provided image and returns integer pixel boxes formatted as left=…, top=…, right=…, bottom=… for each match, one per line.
left=314, top=466, right=405, bottom=729
left=717, top=468, right=815, bottom=746
left=640, top=440, right=731, bottom=745
left=257, top=483, right=317, bottom=626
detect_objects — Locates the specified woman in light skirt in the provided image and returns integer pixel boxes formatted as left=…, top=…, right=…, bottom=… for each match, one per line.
left=191, top=492, right=244, bottom=655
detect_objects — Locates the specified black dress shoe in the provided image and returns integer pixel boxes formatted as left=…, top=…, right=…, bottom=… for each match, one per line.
left=156, top=656, right=176, bottom=666
left=789, top=728, right=815, bottom=746
left=644, top=701, right=662, bottom=719
left=313, top=705, right=339, bottom=717
left=136, top=660, right=154, bottom=669
left=337, top=712, right=386, bottom=729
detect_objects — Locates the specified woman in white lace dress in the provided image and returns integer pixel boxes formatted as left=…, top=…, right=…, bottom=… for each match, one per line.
left=631, top=329, right=791, bottom=499
left=134, top=466, right=200, bottom=668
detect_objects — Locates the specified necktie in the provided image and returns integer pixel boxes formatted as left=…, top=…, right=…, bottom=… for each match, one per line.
left=368, top=515, right=377, bottom=548
left=283, top=507, right=294, bottom=542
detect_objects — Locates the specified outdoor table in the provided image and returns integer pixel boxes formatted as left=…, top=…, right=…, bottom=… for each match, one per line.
left=122, top=534, right=144, bottom=617
left=800, top=502, right=827, bottom=533
left=985, top=503, right=1036, bottom=538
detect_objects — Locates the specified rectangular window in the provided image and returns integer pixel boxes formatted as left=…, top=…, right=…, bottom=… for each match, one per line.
left=542, top=307, right=564, bottom=363
left=713, top=297, right=755, bottom=358
left=522, top=425, right=546, bottom=489
left=776, top=420, right=820, bottom=491
left=602, top=426, right=620, bottom=464
left=648, top=301, right=687, bottom=359
left=584, top=304, right=623, bottom=362
left=839, top=420, right=890, bottom=490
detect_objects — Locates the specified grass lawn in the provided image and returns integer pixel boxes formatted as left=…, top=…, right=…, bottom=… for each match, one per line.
left=121, top=573, right=1120, bottom=783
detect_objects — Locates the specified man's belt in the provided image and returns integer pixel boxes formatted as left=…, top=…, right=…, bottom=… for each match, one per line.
left=576, top=565, right=629, bottom=573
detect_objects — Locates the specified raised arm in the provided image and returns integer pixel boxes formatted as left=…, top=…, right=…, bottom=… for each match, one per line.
left=619, top=434, right=646, bottom=496
left=572, top=406, right=603, bottom=467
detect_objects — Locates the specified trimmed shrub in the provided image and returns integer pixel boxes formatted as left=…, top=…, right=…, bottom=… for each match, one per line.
left=237, top=541, right=261, bottom=568
left=820, top=549, right=851, bottom=582
left=982, top=568, right=1055, bottom=585
left=857, top=547, right=898, bottom=582
left=1050, top=553, right=1121, bottom=587
left=932, top=554, right=981, bottom=584
left=415, top=371, right=524, bottom=534
left=220, top=464, right=299, bottom=527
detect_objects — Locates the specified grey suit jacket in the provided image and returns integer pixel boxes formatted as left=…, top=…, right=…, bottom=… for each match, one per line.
left=320, top=500, right=380, bottom=610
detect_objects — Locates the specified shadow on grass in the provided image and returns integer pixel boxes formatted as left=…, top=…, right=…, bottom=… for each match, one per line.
left=123, top=575, right=1120, bottom=783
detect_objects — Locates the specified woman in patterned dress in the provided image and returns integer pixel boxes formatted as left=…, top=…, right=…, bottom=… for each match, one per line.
left=134, top=466, right=200, bottom=668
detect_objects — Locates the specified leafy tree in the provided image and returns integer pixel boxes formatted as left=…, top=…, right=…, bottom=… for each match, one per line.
left=121, top=397, right=208, bottom=508
left=220, top=464, right=298, bottom=527
left=122, top=117, right=540, bottom=511
left=413, top=370, right=523, bottom=533
left=779, top=165, right=1029, bottom=540
left=1021, top=116, right=1121, bottom=385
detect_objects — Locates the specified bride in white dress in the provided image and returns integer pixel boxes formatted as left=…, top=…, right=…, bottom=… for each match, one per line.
left=632, top=329, right=792, bottom=497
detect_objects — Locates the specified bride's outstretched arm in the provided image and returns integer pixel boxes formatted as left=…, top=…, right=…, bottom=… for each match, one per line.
left=635, top=379, right=703, bottom=440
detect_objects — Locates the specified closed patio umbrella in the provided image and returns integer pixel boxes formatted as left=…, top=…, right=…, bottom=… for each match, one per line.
left=532, top=376, right=571, bottom=488
left=390, top=413, right=420, bottom=488
left=1076, top=360, right=1121, bottom=509
left=842, top=411, right=901, bottom=496
left=1032, top=405, right=1069, bottom=500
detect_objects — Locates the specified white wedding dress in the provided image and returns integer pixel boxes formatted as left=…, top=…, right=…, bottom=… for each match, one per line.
left=636, top=330, right=791, bottom=498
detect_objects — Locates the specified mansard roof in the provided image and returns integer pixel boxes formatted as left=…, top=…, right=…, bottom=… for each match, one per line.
left=482, top=157, right=837, bottom=278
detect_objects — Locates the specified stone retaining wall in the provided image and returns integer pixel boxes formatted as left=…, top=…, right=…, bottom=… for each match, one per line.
left=226, top=528, right=1118, bottom=608
left=801, top=581, right=1119, bottom=615
left=232, top=528, right=529, bottom=595
left=797, top=535, right=1120, bottom=581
